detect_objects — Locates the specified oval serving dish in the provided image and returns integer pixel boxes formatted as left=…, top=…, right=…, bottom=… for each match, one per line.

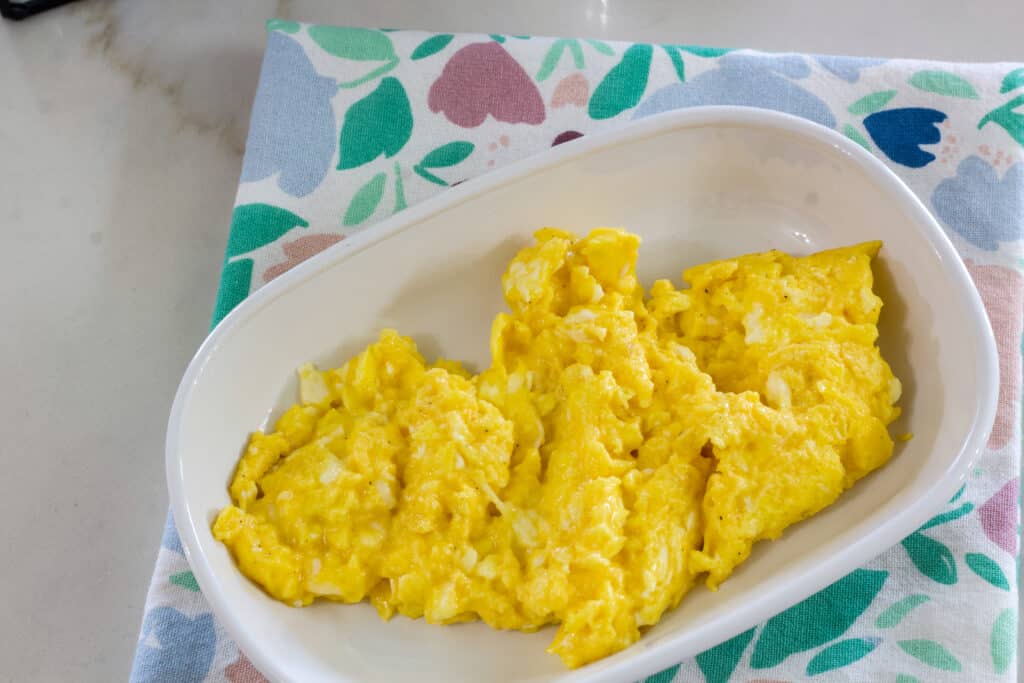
left=167, top=107, right=998, bottom=683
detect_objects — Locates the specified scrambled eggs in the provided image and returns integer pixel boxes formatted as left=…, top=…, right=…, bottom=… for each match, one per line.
left=213, top=228, right=902, bottom=668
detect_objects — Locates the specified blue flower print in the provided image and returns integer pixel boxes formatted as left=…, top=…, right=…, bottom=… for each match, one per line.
left=130, top=607, right=216, bottom=683
left=633, top=51, right=836, bottom=129
left=815, top=55, right=887, bottom=83
left=240, top=32, right=337, bottom=197
left=863, top=108, right=947, bottom=168
left=932, top=155, right=1022, bottom=250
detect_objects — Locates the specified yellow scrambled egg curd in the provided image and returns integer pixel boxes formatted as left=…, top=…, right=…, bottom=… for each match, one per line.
left=213, top=228, right=902, bottom=668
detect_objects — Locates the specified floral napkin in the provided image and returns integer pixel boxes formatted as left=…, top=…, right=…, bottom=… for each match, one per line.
left=131, top=21, right=1024, bottom=683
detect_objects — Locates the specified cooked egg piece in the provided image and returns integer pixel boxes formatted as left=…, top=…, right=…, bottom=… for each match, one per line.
left=665, top=242, right=901, bottom=588
left=214, top=229, right=902, bottom=668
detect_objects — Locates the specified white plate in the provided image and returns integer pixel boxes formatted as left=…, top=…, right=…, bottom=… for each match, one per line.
left=167, top=107, right=998, bottom=683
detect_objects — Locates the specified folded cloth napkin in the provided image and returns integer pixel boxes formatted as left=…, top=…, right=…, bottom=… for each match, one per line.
left=131, top=21, right=1024, bottom=683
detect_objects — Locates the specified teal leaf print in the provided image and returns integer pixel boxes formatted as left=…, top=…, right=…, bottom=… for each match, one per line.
left=641, top=664, right=680, bottom=683
left=949, top=483, right=966, bottom=502
left=537, top=40, right=569, bottom=81
left=965, top=552, right=1010, bottom=590
left=169, top=570, right=200, bottom=592
left=909, top=70, right=980, bottom=99
left=875, top=594, right=930, bottom=628
left=806, top=637, right=879, bottom=676
left=538, top=40, right=591, bottom=80
left=979, top=94, right=1024, bottom=146
left=227, top=204, right=309, bottom=258
left=411, top=34, right=454, bottom=60
left=991, top=608, right=1015, bottom=673
left=680, top=45, right=733, bottom=58
left=392, top=161, right=407, bottom=213
left=843, top=124, right=871, bottom=150
left=661, top=45, right=686, bottom=82
left=585, top=38, right=615, bottom=56
left=918, top=502, right=974, bottom=530
left=266, top=19, right=299, bottom=34
left=338, top=77, right=413, bottom=170
left=847, top=89, right=897, bottom=115
left=896, top=675, right=921, bottom=683
left=568, top=40, right=585, bottom=69
left=695, top=627, right=755, bottom=683
left=343, top=172, right=387, bottom=226
left=489, top=34, right=506, bottom=43
left=413, top=166, right=448, bottom=186
left=309, top=26, right=396, bottom=61
left=897, top=639, right=962, bottom=671
left=901, top=532, right=957, bottom=584
left=750, top=569, right=887, bottom=668
left=213, top=258, right=254, bottom=325
left=1001, top=67, right=1024, bottom=93
left=589, top=44, right=654, bottom=119
left=418, top=141, right=475, bottom=169
left=308, top=26, right=400, bottom=88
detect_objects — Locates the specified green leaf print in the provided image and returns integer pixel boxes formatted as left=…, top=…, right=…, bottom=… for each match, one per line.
left=567, top=40, right=585, bottom=69
left=343, top=172, right=387, bottom=226
left=589, top=44, right=654, bottom=120
left=411, top=34, right=454, bottom=60
left=949, top=483, right=966, bottom=503
left=918, top=502, right=974, bottom=530
left=875, top=594, right=930, bottom=628
left=966, top=552, right=1010, bottom=590
left=1001, top=67, right=1024, bottom=94
left=227, top=204, right=309, bottom=258
left=897, top=639, right=962, bottom=671
left=392, top=161, right=407, bottom=213
left=337, top=77, right=413, bottom=170
left=901, top=532, right=957, bottom=584
left=991, top=608, right=1015, bottom=673
left=641, top=664, right=680, bottom=683
left=536, top=40, right=569, bottom=81
left=661, top=45, right=686, bottom=82
left=695, top=627, right=756, bottom=683
left=213, top=258, right=254, bottom=325
left=847, top=90, right=897, bottom=116
left=584, top=38, right=615, bottom=56
left=908, top=70, right=980, bottom=99
left=309, top=26, right=396, bottom=62
left=308, top=26, right=399, bottom=88
left=413, top=166, right=449, bottom=186
left=805, top=637, right=879, bottom=676
left=489, top=34, right=506, bottom=43
left=896, top=675, right=921, bottom=683
left=266, top=19, right=300, bottom=34
left=843, top=124, right=871, bottom=150
left=750, top=569, right=887, bottom=669
left=418, top=142, right=475, bottom=169
left=169, top=570, right=200, bottom=592
left=537, top=40, right=587, bottom=81
left=979, top=94, right=1024, bottom=146
left=680, top=45, right=733, bottom=58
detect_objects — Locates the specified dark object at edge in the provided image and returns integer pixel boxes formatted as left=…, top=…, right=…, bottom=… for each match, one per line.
left=1, top=0, right=79, bottom=20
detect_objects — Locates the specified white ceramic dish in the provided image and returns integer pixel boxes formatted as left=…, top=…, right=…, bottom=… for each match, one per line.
left=167, top=107, right=998, bottom=683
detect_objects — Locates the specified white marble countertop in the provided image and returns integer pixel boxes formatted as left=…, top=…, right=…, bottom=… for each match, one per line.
left=2, top=1, right=1021, bottom=680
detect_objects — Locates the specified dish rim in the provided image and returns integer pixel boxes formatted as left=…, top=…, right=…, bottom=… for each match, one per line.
left=166, top=105, right=1000, bottom=683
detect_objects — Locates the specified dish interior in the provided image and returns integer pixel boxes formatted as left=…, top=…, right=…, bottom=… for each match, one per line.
left=174, top=116, right=984, bottom=683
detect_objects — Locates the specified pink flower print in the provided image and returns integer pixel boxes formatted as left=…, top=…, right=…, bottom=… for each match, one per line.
left=428, top=42, right=545, bottom=128
left=263, top=233, right=345, bottom=283
left=966, top=261, right=1023, bottom=449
